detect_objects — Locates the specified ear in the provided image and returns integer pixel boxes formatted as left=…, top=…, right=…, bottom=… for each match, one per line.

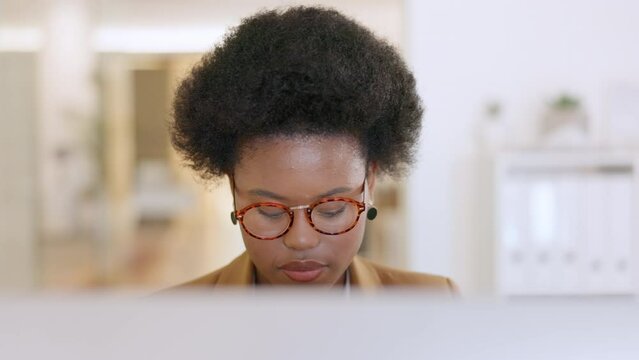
left=227, top=173, right=238, bottom=215
left=366, top=162, right=378, bottom=199
left=227, top=173, right=235, bottom=194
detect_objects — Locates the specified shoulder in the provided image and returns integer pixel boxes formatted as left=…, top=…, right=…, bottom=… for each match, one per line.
left=177, top=267, right=225, bottom=287
left=161, top=252, right=253, bottom=292
left=352, top=256, right=459, bottom=295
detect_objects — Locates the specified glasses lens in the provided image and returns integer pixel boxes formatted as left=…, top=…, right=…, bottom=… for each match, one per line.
left=242, top=205, right=290, bottom=238
left=311, top=200, right=360, bottom=234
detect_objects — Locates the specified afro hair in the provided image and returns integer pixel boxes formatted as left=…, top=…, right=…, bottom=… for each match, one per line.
left=171, top=6, right=423, bottom=180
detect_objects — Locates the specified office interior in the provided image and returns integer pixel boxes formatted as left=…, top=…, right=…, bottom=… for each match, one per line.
left=1, top=0, right=638, bottom=299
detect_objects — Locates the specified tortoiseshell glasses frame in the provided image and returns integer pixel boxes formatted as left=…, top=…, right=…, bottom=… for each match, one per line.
left=231, top=179, right=372, bottom=240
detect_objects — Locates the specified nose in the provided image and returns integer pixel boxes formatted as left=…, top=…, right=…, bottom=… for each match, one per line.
left=282, top=209, right=320, bottom=250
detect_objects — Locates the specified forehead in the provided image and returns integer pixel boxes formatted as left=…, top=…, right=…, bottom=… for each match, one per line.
left=234, top=135, right=366, bottom=198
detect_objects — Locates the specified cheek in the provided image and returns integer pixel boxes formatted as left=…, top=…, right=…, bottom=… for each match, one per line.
left=328, top=217, right=366, bottom=260
left=241, top=232, right=277, bottom=266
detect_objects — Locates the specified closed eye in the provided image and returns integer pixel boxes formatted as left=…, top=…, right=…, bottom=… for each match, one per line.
left=258, top=207, right=285, bottom=218
left=316, top=206, right=346, bottom=218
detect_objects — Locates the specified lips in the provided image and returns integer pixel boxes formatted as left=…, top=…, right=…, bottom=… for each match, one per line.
left=279, top=260, right=327, bottom=282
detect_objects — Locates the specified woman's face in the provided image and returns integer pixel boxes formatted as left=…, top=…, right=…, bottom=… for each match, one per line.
left=232, top=135, right=375, bottom=286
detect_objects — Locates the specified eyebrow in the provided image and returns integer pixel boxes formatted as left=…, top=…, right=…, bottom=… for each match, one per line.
left=247, top=186, right=354, bottom=201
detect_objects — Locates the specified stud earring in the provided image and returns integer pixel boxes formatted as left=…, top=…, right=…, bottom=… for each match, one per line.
left=366, top=207, right=378, bottom=220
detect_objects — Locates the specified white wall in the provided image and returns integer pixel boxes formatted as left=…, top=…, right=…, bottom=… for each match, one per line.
left=405, top=0, right=639, bottom=295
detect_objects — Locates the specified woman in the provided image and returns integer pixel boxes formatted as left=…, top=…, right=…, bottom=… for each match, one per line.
left=170, top=6, right=457, bottom=293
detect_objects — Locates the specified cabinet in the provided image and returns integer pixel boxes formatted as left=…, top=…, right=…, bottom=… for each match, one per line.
left=495, top=151, right=639, bottom=296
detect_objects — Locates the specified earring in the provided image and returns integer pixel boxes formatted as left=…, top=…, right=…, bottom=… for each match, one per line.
left=366, top=207, right=378, bottom=220
left=230, top=211, right=237, bottom=225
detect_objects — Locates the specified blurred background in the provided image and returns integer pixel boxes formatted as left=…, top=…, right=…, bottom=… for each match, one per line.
left=0, top=0, right=638, bottom=298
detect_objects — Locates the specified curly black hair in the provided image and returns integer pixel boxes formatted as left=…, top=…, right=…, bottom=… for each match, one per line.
left=171, top=6, right=423, bottom=180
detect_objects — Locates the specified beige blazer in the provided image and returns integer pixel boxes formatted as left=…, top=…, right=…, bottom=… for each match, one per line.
left=174, top=251, right=459, bottom=296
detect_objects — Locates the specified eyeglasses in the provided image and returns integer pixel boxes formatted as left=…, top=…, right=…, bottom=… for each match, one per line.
left=230, top=179, right=375, bottom=240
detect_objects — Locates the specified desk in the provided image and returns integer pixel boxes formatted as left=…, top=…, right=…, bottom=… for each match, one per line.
left=1, top=290, right=638, bottom=359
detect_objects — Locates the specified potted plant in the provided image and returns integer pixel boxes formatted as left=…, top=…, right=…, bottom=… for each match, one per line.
left=539, top=93, right=589, bottom=148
